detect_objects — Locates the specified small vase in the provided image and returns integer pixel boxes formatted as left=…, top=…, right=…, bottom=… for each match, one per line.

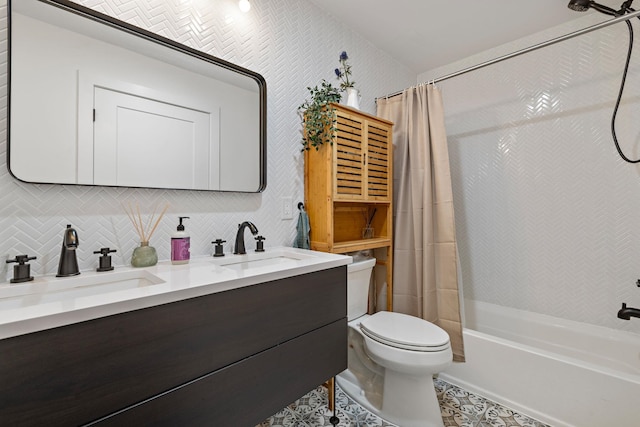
left=345, top=87, right=360, bottom=110
left=131, top=241, right=158, bottom=267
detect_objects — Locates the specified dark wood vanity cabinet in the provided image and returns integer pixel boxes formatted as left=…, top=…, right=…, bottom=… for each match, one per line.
left=0, top=267, right=347, bottom=426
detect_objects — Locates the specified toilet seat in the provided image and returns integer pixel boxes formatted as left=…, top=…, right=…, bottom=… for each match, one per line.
left=360, top=311, right=451, bottom=352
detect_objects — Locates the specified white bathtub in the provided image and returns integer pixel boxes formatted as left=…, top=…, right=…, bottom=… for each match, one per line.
left=439, top=299, right=640, bottom=426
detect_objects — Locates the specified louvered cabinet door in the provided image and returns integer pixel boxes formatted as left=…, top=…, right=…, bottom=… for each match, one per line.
left=333, top=110, right=365, bottom=200
left=365, top=121, right=391, bottom=201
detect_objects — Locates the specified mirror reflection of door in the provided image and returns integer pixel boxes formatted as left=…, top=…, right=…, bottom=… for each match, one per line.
left=9, top=0, right=266, bottom=192
left=93, top=88, right=217, bottom=190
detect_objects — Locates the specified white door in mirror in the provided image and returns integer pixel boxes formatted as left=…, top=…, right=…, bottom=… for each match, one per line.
left=93, top=87, right=218, bottom=190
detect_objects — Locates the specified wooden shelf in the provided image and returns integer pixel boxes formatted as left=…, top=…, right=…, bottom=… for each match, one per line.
left=304, top=104, right=394, bottom=311
left=331, top=238, right=391, bottom=254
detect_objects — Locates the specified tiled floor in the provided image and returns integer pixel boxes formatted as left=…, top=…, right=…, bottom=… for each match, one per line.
left=259, top=378, right=551, bottom=427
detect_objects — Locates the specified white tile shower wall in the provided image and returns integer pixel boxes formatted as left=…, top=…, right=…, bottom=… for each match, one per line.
left=419, top=14, right=640, bottom=334
left=0, top=0, right=414, bottom=280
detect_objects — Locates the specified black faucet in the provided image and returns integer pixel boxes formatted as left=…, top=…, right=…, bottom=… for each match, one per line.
left=57, top=224, right=80, bottom=277
left=617, top=303, right=640, bottom=320
left=234, top=221, right=258, bottom=255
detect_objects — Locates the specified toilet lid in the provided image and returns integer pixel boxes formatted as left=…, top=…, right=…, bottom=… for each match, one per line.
left=360, top=311, right=450, bottom=351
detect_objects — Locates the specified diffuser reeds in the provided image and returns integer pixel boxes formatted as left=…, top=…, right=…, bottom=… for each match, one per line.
left=123, top=201, right=169, bottom=243
left=361, top=207, right=376, bottom=239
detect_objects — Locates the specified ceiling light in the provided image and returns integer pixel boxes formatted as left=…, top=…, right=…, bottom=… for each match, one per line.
left=238, top=0, right=250, bottom=12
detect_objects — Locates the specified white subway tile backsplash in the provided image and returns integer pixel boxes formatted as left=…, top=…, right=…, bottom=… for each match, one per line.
left=0, top=0, right=414, bottom=278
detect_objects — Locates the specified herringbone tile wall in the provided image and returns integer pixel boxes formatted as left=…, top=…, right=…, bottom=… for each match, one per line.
left=421, top=15, right=640, bottom=334
left=0, top=0, right=414, bottom=280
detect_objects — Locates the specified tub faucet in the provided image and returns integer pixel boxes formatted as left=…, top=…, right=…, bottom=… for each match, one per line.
left=57, top=224, right=80, bottom=277
left=234, top=221, right=258, bottom=255
left=617, top=303, right=640, bottom=320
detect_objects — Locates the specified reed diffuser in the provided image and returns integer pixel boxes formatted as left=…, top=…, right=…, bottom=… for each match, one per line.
left=362, top=207, right=376, bottom=239
left=123, top=202, right=169, bottom=267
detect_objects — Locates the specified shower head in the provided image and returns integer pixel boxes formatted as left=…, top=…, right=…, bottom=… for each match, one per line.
left=567, top=0, right=626, bottom=16
left=568, top=0, right=591, bottom=11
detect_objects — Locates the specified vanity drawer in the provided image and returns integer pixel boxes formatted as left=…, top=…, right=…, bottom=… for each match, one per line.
left=93, top=319, right=347, bottom=426
left=0, top=266, right=346, bottom=426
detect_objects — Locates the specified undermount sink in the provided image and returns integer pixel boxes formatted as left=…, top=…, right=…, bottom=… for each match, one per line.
left=0, top=246, right=352, bottom=340
left=210, top=248, right=317, bottom=271
left=0, top=270, right=165, bottom=310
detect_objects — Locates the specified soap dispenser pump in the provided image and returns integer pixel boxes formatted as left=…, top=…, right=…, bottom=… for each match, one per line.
left=171, top=216, right=190, bottom=265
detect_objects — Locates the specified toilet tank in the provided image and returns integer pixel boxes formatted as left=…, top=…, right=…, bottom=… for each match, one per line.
left=347, top=257, right=376, bottom=321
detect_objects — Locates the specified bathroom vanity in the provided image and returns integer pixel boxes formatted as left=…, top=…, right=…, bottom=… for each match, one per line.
left=0, top=248, right=349, bottom=426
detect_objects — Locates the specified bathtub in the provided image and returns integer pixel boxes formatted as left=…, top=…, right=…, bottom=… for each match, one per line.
left=439, top=299, right=640, bottom=426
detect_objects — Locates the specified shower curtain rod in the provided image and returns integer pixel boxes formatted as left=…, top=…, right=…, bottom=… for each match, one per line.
left=377, top=9, right=640, bottom=100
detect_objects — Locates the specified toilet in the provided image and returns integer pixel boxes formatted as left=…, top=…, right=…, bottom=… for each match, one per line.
left=337, top=257, right=452, bottom=427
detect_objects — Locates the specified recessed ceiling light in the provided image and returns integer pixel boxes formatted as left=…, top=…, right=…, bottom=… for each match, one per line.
left=238, top=0, right=251, bottom=13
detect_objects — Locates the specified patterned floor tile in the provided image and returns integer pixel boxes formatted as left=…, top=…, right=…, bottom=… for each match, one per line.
left=479, top=403, right=551, bottom=427
left=334, top=384, right=398, bottom=427
left=438, top=379, right=490, bottom=424
left=260, top=379, right=551, bottom=427
left=259, top=385, right=396, bottom=427
left=441, top=406, right=478, bottom=427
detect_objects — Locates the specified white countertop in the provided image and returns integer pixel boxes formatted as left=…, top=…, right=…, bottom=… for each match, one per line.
left=0, top=247, right=351, bottom=340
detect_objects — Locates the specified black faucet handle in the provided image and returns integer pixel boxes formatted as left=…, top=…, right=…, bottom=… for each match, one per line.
left=636, top=279, right=640, bottom=287
left=255, top=235, right=266, bottom=252
left=6, top=254, right=36, bottom=283
left=212, top=239, right=226, bottom=257
left=93, top=247, right=117, bottom=256
left=6, top=254, right=37, bottom=265
left=94, top=247, right=116, bottom=272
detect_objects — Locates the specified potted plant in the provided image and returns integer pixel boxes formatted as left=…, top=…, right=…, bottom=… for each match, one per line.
left=298, top=79, right=342, bottom=151
left=335, top=51, right=359, bottom=109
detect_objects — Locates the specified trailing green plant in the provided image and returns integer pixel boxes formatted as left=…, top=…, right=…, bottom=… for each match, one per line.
left=298, top=80, right=342, bottom=151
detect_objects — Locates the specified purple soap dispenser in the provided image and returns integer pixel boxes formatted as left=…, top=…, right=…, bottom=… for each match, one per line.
left=171, top=216, right=190, bottom=265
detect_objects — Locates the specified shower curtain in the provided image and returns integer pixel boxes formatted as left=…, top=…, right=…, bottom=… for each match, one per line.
left=377, top=85, right=464, bottom=362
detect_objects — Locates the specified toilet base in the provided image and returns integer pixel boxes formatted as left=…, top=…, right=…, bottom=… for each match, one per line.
left=337, top=370, right=444, bottom=427
left=382, top=371, right=444, bottom=427
left=336, top=371, right=383, bottom=417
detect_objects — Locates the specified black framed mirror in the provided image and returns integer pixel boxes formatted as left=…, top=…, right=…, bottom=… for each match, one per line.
left=8, top=0, right=267, bottom=192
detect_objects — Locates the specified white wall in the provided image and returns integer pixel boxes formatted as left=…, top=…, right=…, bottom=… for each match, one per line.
left=0, top=0, right=414, bottom=279
left=420, top=14, right=640, bottom=334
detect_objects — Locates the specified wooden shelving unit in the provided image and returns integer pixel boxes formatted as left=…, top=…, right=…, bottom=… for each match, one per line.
left=304, top=103, right=394, bottom=311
